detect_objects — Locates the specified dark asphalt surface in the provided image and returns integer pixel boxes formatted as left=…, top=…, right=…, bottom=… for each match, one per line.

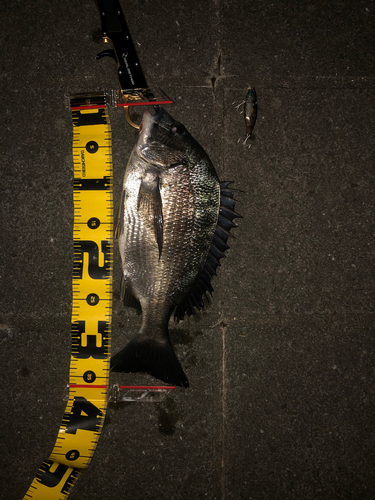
left=1, top=1, right=374, bottom=499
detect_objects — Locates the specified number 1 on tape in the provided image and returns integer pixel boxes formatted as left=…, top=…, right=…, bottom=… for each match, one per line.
left=24, top=94, right=113, bottom=499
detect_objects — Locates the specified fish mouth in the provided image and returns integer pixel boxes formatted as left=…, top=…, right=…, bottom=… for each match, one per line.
left=137, top=108, right=185, bottom=161
left=153, top=106, right=165, bottom=122
left=139, top=107, right=165, bottom=132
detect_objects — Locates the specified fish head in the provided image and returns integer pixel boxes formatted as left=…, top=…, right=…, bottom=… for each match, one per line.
left=136, top=107, right=200, bottom=168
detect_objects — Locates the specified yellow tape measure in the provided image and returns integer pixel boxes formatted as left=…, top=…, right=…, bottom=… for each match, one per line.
left=23, top=93, right=113, bottom=499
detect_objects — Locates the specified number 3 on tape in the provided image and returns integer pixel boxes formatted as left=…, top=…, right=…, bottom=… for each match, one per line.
left=24, top=94, right=113, bottom=500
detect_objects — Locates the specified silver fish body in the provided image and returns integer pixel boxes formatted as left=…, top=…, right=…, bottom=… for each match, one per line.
left=111, top=108, right=239, bottom=387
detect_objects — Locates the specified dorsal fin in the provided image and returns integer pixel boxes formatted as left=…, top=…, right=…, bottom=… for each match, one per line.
left=174, top=181, right=241, bottom=322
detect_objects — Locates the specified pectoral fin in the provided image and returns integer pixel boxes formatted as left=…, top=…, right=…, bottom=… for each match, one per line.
left=114, top=189, right=125, bottom=239
left=137, top=176, right=163, bottom=258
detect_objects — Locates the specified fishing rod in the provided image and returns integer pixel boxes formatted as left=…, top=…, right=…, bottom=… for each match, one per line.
left=95, top=0, right=173, bottom=127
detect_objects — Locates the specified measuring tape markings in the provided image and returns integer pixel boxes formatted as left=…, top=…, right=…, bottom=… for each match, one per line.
left=24, top=93, right=176, bottom=499
left=23, top=96, right=113, bottom=499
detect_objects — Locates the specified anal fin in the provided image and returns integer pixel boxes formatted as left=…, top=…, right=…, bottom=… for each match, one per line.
left=120, top=277, right=142, bottom=313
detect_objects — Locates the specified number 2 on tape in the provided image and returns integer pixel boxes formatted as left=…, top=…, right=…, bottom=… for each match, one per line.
left=23, top=96, right=113, bottom=500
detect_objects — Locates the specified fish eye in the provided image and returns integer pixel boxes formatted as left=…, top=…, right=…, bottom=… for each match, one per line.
left=171, top=123, right=184, bottom=135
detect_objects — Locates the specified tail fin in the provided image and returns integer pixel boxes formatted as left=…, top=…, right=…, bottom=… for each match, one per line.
left=110, top=337, right=189, bottom=388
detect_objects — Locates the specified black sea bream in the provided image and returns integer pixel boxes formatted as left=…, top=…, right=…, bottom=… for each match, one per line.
left=111, top=108, right=240, bottom=387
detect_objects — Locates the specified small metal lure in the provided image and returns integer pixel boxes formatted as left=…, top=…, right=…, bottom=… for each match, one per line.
left=235, top=87, right=258, bottom=146
left=244, top=87, right=257, bottom=142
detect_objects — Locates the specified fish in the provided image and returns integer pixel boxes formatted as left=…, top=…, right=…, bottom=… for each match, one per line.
left=111, top=107, right=240, bottom=387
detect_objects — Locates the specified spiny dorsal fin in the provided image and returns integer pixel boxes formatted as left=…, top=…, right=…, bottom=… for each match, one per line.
left=137, top=176, right=163, bottom=258
left=174, top=181, right=242, bottom=322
